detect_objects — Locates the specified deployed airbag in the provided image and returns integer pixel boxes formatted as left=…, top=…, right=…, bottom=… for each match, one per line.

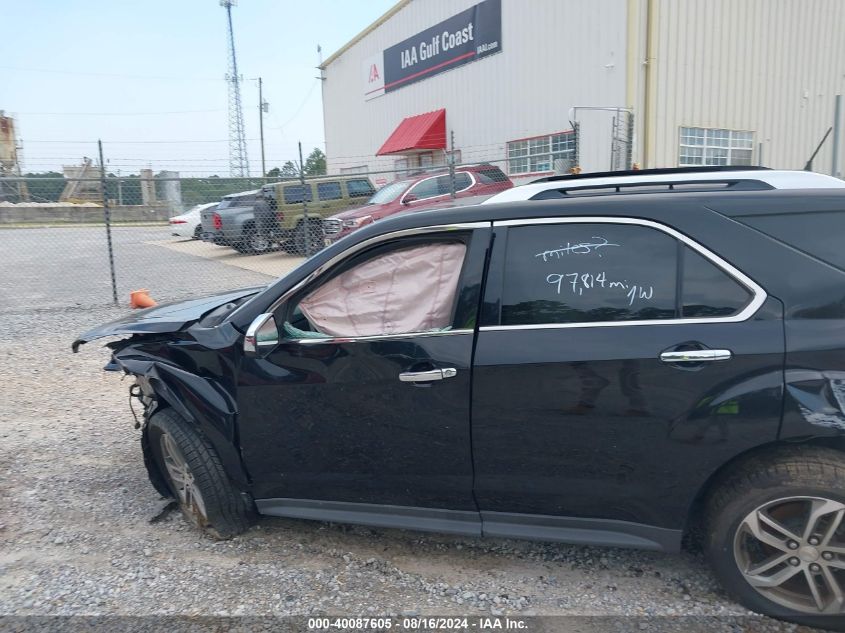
left=300, top=242, right=466, bottom=337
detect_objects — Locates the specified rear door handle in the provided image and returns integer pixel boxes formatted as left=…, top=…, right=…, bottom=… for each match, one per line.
left=399, top=368, right=458, bottom=382
left=660, top=349, right=732, bottom=363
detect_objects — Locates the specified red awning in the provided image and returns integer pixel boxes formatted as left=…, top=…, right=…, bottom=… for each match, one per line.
left=376, top=109, right=446, bottom=156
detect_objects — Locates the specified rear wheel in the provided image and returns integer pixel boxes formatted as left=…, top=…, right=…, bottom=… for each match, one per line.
left=234, top=222, right=270, bottom=254
left=147, top=408, right=253, bottom=539
left=192, top=224, right=202, bottom=240
left=705, top=447, right=845, bottom=629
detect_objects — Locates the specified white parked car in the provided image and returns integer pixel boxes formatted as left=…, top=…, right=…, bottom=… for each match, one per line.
left=483, top=166, right=845, bottom=204
left=169, top=202, right=218, bottom=239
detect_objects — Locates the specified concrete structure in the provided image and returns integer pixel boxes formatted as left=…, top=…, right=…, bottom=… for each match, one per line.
left=0, top=112, right=29, bottom=202
left=319, top=0, right=845, bottom=184
left=0, top=203, right=172, bottom=225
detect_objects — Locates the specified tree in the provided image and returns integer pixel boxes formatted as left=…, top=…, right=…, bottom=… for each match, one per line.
left=267, top=161, right=299, bottom=178
left=304, top=148, right=326, bottom=176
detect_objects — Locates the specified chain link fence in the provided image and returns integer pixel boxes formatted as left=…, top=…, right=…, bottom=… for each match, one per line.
left=0, top=145, right=527, bottom=315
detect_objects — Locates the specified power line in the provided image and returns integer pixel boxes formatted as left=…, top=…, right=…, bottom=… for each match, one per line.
left=0, top=65, right=219, bottom=82
left=16, top=109, right=224, bottom=117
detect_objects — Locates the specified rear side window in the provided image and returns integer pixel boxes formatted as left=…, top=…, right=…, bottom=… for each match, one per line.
left=500, top=222, right=754, bottom=326
left=475, top=167, right=509, bottom=184
left=347, top=179, right=375, bottom=198
left=317, top=181, right=342, bottom=201
left=501, top=224, right=678, bottom=325
left=736, top=211, right=845, bottom=271
left=283, top=184, right=313, bottom=204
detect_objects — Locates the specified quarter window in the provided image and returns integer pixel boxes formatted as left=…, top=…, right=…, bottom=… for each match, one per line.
left=679, top=127, right=754, bottom=166
left=507, top=131, right=576, bottom=175
left=682, top=247, right=752, bottom=317
left=500, top=223, right=754, bottom=326
left=316, top=181, right=342, bottom=201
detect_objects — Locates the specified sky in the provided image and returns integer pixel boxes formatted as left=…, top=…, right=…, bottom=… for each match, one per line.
left=0, top=0, right=397, bottom=176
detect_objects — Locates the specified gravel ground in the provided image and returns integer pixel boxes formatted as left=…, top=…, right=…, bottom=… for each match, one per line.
left=0, top=227, right=821, bottom=631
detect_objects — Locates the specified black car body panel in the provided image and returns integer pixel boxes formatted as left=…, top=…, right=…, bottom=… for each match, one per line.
left=74, top=189, right=845, bottom=553
left=72, top=287, right=263, bottom=351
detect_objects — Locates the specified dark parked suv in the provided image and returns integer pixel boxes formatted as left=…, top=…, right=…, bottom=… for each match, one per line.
left=74, top=169, right=845, bottom=628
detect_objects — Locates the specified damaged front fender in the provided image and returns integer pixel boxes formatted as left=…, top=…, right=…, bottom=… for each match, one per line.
left=113, top=346, right=251, bottom=490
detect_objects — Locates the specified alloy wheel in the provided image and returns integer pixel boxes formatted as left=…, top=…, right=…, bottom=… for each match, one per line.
left=159, top=432, right=208, bottom=526
left=734, top=496, right=845, bottom=614
left=249, top=232, right=270, bottom=253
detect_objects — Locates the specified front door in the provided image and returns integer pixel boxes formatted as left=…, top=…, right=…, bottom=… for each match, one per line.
left=472, top=218, right=785, bottom=534
left=238, top=227, right=490, bottom=516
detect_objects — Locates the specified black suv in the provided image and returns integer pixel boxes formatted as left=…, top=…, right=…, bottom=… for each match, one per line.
left=75, top=173, right=845, bottom=628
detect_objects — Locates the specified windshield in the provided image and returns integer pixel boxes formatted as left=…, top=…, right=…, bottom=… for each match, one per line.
left=367, top=179, right=414, bottom=205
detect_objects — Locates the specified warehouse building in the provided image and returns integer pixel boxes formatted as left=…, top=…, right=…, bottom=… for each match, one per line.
left=319, top=0, right=845, bottom=186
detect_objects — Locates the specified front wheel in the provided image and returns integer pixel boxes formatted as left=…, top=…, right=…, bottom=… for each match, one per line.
left=289, top=219, right=324, bottom=256
left=705, top=447, right=845, bottom=629
left=147, top=408, right=253, bottom=539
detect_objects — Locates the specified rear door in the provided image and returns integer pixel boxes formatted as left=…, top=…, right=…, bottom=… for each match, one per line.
left=471, top=216, right=785, bottom=537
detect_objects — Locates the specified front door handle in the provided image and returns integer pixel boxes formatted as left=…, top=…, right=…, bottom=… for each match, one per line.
left=660, top=349, right=732, bottom=363
left=399, top=367, right=458, bottom=382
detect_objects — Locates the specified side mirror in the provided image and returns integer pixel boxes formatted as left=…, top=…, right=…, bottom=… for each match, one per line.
left=402, top=194, right=417, bottom=205
left=244, top=313, right=279, bottom=356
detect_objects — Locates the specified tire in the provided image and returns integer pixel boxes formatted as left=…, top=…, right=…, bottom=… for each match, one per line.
left=146, top=408, right=253, bottom=539
left=705, top=446, right=845, bottom=630
left=192, top=224, right=202, bottom=240
left=290, top=219, right=324, bottom=256
left=234, top=222, right=270, bottom=255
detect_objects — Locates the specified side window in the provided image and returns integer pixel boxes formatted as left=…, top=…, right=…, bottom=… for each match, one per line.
left=317, top=181, right=342, bottom=201
left=682, top=246, right=751, bottom=317
left=442, top=172, right=472, bottom=193
left=501, top=224, right=678, bottom=325
left=286, top=241, right=468, bottom=338
left=347, top=179, right=375, bottom=198
left=500, top=223, right=756, bottom=326
left=407, top=177, right=442, bottom=201
left=283, top=184, right=313, bottom=204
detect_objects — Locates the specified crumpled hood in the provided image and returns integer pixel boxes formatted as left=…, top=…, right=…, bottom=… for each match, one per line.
left=72, top=287, right=263, bottom=352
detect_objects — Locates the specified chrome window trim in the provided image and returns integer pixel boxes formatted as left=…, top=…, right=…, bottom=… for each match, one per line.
left=481, top=216, right=767, bottom=332
left=265, top=221, right=490, bottom=317
left=286, top=329, right=474, bottom=346
left=400, top=171, right=476, bottom=205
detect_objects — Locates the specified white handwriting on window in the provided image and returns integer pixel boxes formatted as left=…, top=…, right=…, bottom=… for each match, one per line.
left=546, top=272, right=654, bottom=306
left=535, top=237, right=620, bottom=261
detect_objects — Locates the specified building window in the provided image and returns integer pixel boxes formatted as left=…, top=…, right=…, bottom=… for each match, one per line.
left=507, top=131, right=575, bottom=175
left=679, top=127, right=754, bottom=166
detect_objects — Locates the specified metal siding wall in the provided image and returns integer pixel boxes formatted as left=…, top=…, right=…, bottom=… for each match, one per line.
left=322, top=0, right=629, bottom=180
left=651, top=0, right=845, bottom=172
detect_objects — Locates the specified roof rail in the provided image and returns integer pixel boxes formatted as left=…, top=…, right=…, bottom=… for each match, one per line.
left=530, top=178, right=774, bottom=200
left=531, top=165, right=772, bottom=184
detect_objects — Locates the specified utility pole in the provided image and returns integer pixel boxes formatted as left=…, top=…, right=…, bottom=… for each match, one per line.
left=258, top=77, right=268, bottom=179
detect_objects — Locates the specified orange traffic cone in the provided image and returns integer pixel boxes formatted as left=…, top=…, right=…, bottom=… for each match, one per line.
left=129, top=289, right=157, bottom=309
